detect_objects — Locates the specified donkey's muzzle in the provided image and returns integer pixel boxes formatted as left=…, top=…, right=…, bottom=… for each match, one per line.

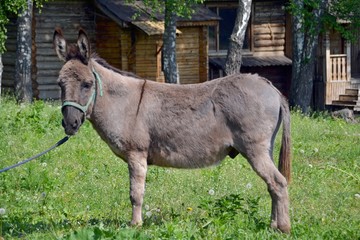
left=61, top=106, right=85, bottom=135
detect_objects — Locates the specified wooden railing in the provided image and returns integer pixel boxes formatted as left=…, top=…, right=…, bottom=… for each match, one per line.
left=329, top=54, right=348, bottom=81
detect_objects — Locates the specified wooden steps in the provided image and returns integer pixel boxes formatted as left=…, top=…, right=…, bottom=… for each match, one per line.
left=332, top=88, right=359, bottom=110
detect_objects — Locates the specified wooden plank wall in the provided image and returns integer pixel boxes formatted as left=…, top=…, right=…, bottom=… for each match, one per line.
left=119, top=28, right=132, bottom=72
left=326, top=81, right=350, bottom=104
left=198, top=27, right=208, bottom=83
left=253, top=0, right=286, bottom=54
left=134, top=30, right=163, bottom=81
left=96, top=15, right=122, bottom=70
left=129, top=26, right=204, bottom=84
left=177, top=27, right=200, bottom=84
left=34, top=0, right=95, bottom=99
left=2, top=18, right=17, bottom=94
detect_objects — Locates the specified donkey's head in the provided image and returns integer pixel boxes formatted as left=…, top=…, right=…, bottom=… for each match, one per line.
left=53, top=28, right=97, bottom=135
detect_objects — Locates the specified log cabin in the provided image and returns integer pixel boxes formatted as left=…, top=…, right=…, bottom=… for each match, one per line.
left=205, top=0, right=360, bottom=110
left=2, top=0, right=360, bottom=111
left=2, top=0, right=218, bottom=99
left=205, top=0, right=292, bottom=97
left=314, top=27, right=360, bottom=111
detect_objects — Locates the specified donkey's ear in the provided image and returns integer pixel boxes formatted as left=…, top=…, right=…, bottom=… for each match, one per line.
left=53, top=28, right=67, bottom=62
left=77, top=29, right=91, bottom=61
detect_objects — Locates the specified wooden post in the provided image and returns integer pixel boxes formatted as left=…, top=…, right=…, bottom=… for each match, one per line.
left=346, top=40, right=351, bottom=81
left=324, top=31, right=330, bottom=82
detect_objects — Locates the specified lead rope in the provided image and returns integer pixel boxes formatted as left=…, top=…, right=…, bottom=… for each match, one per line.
left=0, top=136, right=70, bottom=173
left=0, top=69, right=103, bottom=173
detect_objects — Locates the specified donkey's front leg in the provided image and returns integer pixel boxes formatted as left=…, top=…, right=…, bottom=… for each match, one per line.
left=128, top=152, right=148, bottom=226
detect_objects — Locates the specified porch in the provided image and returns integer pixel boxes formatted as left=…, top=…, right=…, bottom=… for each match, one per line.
left=323, top=32, right=360, bottom=111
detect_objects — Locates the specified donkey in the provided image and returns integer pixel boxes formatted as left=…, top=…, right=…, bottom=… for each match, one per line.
left=53, top=28, right=292, bottom=233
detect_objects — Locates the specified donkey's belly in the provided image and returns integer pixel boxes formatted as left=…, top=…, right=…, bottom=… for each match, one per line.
left=148, top=144, right=231, bottom=169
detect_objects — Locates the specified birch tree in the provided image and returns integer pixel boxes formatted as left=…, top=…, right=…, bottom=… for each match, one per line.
left=162, top=1, right=179, bottom=83
left=225, top=0, right=252, bottom=75
left=0, top=0, right=47, bottom=100
left=14, top=0, right=33, bottom=102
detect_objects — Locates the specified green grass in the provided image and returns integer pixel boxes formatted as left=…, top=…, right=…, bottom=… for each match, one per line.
left=0, top=97, right=359, bottom=239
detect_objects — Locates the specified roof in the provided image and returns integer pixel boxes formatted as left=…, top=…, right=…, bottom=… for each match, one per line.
left=132, top=21, right=182, bottom=35
left=95, top=0, right=220, bottom=28
left=209, top=55, right=292, bottom=69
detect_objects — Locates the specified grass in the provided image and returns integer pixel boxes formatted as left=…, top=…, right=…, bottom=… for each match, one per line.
left=0, top=97, right=359, bottom=239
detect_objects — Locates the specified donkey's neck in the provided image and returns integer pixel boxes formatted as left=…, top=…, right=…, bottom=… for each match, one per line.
left=88, top=59, right=145, bottom=156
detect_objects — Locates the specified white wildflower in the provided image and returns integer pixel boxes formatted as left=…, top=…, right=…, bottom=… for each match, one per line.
left=299, top=149, right=305, bottom=154
left=355, top=193, right=360, bottom=199
left=208, top=189, right=215, bottom=196
left=0, top=208, right=6, bottom=215
left=144, top=205, right=150, bottom=211
left=145, top=211, right=152, bottom=218
left=41, top=162, right=47, bottom=167
left=314, top=148, right=319, bottom=153
left=308, top=164, right=313, bottom=168
left=246, top=183, right=253, bottom=189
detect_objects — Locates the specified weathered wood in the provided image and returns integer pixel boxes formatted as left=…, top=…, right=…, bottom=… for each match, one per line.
left=326, top=81, right=351, bottom=104
left=254, top=39, right=285, bottom=47
left=31, top=0, right=96, bottom=99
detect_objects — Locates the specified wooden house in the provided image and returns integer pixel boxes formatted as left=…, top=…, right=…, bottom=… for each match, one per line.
left=3, top=0, right=360, bottom=111
left=2, top=0, right=218, bottom=99
left=314, top=27, right=360, bottom=110
left=204, top=0, right=292, bottom=97
left=205, top=0, right=360, bottom=110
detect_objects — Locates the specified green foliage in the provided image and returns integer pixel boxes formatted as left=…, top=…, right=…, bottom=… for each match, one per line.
left=0, top=97, right=359, bottom=239
left=287, top=0, right=360, bottom=41
left=324, top=0, right=360, bottom=41
left=126, top=0, right=204, bottom=20
left=0, top=0, right=48, bottom=53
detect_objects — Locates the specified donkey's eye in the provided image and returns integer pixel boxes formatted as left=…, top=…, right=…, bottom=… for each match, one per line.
left=82, top=82, right=92, bottom=89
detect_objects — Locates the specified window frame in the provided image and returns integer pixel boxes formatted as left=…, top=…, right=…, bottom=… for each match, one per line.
left=206, top=2, right=252, bottom=57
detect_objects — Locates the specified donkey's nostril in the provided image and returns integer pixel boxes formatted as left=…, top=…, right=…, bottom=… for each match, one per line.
left=71, top=119, right=78, bottom=129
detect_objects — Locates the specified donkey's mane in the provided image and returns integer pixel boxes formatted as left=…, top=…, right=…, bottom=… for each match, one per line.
left=91, top=53, right=140, bottom=79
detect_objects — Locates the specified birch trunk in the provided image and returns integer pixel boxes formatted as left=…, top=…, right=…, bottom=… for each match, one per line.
left=162, top=2, right=179, bottom=84
left=225, top=0, right=252, bottom=75
left=14, top=0, right=33, bottom=103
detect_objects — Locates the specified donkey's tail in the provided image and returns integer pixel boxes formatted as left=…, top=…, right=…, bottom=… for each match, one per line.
left=278, top=96, right=291, bottom=183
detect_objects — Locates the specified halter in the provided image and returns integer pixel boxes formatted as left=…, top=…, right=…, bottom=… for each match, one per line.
left=62, top=68, right=103, bottom=114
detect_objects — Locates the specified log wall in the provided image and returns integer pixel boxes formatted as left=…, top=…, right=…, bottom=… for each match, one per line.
left=2, top=0, right=211, bottom=99
left=177, top=27, right=201, bottom=84
left=96, top=15, right=122, bottom=70
left=252, top=0, right=286, bottom=54
left=2, top=18, right=17, bottom=94
left=34, top=0, right=95, bottom=99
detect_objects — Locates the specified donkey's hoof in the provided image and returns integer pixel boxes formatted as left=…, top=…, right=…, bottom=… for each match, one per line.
left=271, top=221, right=291, bottom=234
left=278, top=224, right=291, bottom=234
left=130, top=220, right=143, bottom=227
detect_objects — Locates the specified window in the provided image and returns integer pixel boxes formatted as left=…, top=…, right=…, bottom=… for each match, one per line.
left=208, top=5, right=251, bottom=55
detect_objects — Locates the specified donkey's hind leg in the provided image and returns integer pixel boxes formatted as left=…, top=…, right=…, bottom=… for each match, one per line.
left=244, top=145, right=290, bottom=233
